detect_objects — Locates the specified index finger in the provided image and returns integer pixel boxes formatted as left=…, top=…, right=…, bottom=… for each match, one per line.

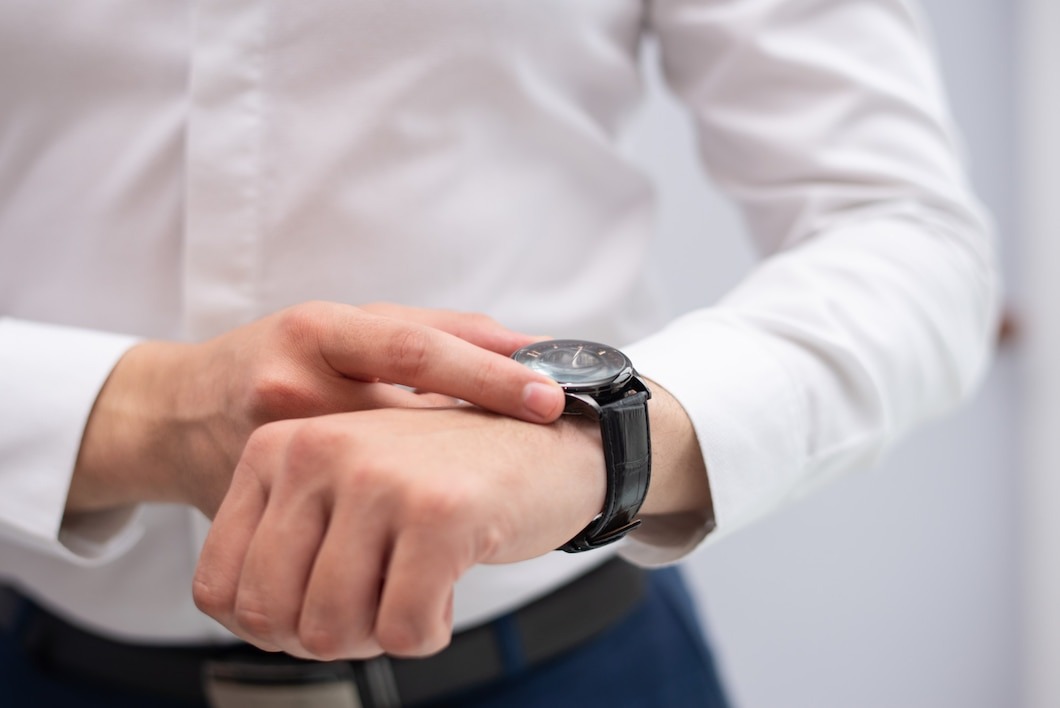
left=357, top=303, right=543, bottom=356
left=318, top=310, right=564, bottom=424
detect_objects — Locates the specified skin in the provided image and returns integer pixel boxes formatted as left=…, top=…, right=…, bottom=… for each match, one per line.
left=68, top=300, right=711, bottom=661
left=69, top=301, right=567, bottom=513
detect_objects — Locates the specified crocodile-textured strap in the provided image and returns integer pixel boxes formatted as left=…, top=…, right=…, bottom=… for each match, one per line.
left=561, top=388, right=651, bottom=552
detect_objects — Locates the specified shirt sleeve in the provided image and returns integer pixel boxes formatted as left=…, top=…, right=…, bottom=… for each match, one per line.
left=620, top=0, right=1001, bottom=565
left=0, top=317, right=144, bottom=565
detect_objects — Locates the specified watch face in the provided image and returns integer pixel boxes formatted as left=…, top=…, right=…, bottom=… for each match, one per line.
left=511, top=339, right=633, bottom=392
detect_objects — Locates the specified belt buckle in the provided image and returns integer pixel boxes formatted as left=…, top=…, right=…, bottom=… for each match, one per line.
left=203, top=657, right=369, bottom=708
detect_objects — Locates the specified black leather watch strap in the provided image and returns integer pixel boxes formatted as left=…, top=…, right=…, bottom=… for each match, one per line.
left=561, top=388, right=652, bottom=552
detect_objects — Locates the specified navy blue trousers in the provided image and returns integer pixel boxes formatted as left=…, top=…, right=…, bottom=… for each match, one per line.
left=1, top=567, right=730, bottom=707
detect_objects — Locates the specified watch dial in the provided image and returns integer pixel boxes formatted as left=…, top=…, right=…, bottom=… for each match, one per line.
left=511, top=340, right=631, bottom=389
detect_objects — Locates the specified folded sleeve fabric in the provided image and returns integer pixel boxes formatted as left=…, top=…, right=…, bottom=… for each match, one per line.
left=0, top=318, right=143, bottom=565
left=620, top=0, right=1000, bottom=565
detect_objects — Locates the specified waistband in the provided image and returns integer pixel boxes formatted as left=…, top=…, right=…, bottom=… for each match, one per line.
left=1, top=557, right=646, bottom=708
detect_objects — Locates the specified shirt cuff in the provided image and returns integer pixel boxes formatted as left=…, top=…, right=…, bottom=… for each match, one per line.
left=621, top=310, right=806, bottom=563
left=0, top=318, right=143, bottom=564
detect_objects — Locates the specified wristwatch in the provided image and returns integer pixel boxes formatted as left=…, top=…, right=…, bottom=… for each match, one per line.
left=511, top=339, right=652, bottom=552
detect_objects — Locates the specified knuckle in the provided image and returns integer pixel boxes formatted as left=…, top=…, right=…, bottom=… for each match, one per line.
left=240, top=302, right=347, bottom=423
left=284, top=420, right=344, bottom=471
left=345, top=456, right=385, bottom=489
left=377, top=618, right=451, bottom=658
left=191, top=577, right=232, bottom=618
left=468, top=355, right=503, bottom=400
left=405, top=484, right=465, bottom=528
left=297, top=625, right=344, bottom=661
left=359, top=301, right=394, bottom=318
left=376, top=620, right=428, bottom=657
left=245, top=370, right=306, bottom=422
left=275, top=301, right=329, bottom=342
left=475, top=524, right=505, bottom=562
left=234, top=602, right=278, bottom=640
left=466, top=311, right=499, bottom=330
left=426, top=631, right=452, bottom=656
left=386, top=328, right=431, bottom=381
left=242, top=420, right=289, bottom=462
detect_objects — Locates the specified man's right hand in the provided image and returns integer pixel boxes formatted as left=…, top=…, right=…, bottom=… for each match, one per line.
left=68, top=301, right=566, bottom=515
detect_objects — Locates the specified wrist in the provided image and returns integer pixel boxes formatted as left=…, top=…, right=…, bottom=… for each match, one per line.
left=69, top=340, right=201, bottom=512
left=511, top=340, right=654, bottom=551
left=637, top=379, right=711, bottom=517
left=553, top=414, right=608, bottom=538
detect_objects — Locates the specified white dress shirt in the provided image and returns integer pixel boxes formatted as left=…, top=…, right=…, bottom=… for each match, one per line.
left=0, top=0, right=998, bottom=644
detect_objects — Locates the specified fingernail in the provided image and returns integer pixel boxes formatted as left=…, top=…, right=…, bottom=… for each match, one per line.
left=522, top=381, right=563, bottom=421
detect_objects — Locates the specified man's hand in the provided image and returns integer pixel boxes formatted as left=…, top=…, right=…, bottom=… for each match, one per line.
left=69, top=301, right=565, bottom=514
left=192, top=406, right=607, bottom=660
left=191, top=382, right=711, bottom=661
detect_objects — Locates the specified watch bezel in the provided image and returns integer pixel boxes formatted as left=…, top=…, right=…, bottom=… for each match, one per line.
left=510, top=339, right=635, bottom=398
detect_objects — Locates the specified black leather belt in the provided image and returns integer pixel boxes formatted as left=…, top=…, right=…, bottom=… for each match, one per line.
left=1, top=557, right=645, bottom=708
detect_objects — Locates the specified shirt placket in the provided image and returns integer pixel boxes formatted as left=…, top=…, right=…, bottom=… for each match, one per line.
left=182, top=0, right=269, bottom=341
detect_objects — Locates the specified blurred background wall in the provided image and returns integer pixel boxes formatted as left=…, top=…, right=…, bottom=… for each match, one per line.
left=626, top=0, right=1024, bottom=705
left=1020, top=0, right=1059, bottom=706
